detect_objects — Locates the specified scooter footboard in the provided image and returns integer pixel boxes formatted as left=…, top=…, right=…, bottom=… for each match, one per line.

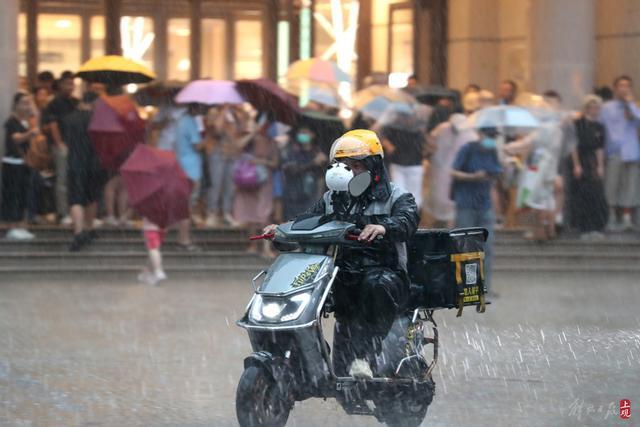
left=333, top=376, right=435, bottom=413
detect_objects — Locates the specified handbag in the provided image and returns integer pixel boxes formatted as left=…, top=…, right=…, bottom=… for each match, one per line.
left=25, top=116, right=51, bottom=171
left=233, top=154, right=268, bottom=189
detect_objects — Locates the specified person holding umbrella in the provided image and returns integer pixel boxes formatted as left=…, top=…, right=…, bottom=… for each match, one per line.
left=76, top=55, right=156, bottom=228
left=376, top=105, right=428, bottom=208
left=173, top=80, right=246, bottom=228
left=121, top=145, right=194, bottom=285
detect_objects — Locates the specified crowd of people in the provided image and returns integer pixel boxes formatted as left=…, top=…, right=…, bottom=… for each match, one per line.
left=2, top=70, right=640, bottom=283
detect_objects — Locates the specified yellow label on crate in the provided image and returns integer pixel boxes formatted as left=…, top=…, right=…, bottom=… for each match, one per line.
left=462, top=285, right=479, bottom=303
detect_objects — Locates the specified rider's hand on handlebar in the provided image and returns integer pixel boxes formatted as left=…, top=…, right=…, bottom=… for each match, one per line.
left=358, top=224, right=386, bottom=242
left=263, top=224, right=278, bottom=235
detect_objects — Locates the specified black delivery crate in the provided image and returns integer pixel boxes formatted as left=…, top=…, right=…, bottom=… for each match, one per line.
left=407, top=227, right=488, bottom=315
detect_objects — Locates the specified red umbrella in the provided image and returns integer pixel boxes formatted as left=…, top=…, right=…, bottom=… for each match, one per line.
left=236, top=78, right=300, bottom=125
left=89, top=95, right=145, bottom=171
left=120, top=145, right=193, bottom=228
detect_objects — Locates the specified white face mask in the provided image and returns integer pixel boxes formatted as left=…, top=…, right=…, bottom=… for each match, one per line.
left=325, top=162, right=354, bottom=192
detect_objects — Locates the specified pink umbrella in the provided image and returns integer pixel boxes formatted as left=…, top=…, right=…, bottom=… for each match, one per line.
left=89, top=95, right=145, bottom=172
left=120, top=145, right=192, bottom=228
left=174, top=80, right=244, bottom=105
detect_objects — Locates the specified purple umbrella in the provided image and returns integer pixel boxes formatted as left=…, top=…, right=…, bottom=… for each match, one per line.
left=236, top=78, right=300, bottom=125
left=174, top=80, right=244, bottom=105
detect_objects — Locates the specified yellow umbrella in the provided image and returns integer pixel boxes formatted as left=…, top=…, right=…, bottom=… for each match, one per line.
left=77, top=55, right=156, bottom=85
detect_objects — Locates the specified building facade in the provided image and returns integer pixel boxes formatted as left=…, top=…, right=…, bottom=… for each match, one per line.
left=1, top=0, right=640, bottom=125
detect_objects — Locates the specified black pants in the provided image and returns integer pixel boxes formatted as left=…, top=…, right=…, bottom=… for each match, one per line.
left=331, top=267, right=408, bottom=375
left=1, top=163, right=30, bottom=223
left=27, top=170, right=55, bottom=220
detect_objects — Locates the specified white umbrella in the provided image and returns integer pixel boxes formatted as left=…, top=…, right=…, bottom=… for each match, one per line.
left=469, top=105, right=540, bottom=130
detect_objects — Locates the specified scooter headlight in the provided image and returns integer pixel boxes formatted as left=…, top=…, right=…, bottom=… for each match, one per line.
left=249, top=291, right=312, bottom=323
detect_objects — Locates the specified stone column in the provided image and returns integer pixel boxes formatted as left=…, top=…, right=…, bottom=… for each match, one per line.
left=356, top=0, right=372, bottom=89
left=81, top=12, right=92, bottom=63
left=0, top=0, right=19, bottom=188
left=153, top=6, right=168, bottom=81
left=25, top=0, right=38, bottom=87
left=528, top=0, right=596, bottom=108
left=264, top=0, right=279, bottom=81
left=189, top=0, right=202, bottom=81
left=225, top=15, right=235, bottom=79
left=447, top=0, right=499, bottom=91
left=105, top=0, right=123, bottom=55
left=288, top=0, right=300, bottom=64
left=415, top=0, right=448, bottom=86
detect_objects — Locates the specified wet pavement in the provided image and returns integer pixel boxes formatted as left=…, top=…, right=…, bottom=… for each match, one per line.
left=1, top=271, right=639, bottom=427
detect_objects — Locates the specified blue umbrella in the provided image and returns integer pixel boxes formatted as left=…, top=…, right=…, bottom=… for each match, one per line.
left=360, top=97, right=414, bottom=121
left=470, top=106, right=540, bottom=130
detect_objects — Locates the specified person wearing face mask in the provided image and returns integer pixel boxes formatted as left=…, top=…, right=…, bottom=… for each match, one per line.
left=504, top=99, right=565, bottom=242
left=450, top=128, right=503, bottom=295
left=264, top=129, right=420, bottom=379
left=280, top=127, right=327, bottom=219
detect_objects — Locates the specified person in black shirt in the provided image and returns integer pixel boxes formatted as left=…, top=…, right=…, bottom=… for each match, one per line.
left=1, top=92, right=40, bottom=239
left=42, top=75, right=78, bottom=224
left=567, top=95, right=609, bottom=239
left=62, top=92, right=104, bottom=251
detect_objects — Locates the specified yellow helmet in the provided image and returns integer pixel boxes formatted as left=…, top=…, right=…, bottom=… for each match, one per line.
left=329, top=129, right=384, bottom=162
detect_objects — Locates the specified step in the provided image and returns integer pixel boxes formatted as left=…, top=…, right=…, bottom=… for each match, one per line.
left=0, top=264, right=268, bottom=276
left=493, top=249, right=640, bottom=259
left=494, top=243, right=640, bottom=254
left=0, top=251, right=265, bottom=268
left=0, top=265, right=267, bottom=280
left=0, top=238, right=250, bottom=253
left=491, top=263, right=640, bottom=273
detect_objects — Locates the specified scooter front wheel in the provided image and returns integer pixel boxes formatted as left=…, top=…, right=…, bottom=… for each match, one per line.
left=236, top=366, right=291, bottom=427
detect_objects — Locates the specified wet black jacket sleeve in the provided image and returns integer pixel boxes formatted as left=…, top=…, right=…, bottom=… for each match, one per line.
left=370, top=193, right=419, bottom=242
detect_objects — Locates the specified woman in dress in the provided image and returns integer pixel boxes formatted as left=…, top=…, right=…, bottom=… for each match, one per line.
left=567, top=95, right=608, bottom=239
left=233, top=133, right=279, bottom=257
left=2, top=92, right=40, bottom=239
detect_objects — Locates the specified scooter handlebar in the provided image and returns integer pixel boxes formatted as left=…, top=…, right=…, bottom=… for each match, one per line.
left=249, top=233, right=275, bottom=241
left=345, top=229, right=383, bottom=243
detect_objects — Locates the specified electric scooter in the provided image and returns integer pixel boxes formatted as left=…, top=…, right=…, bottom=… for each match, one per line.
left=235, top=215, right=439, bottom=427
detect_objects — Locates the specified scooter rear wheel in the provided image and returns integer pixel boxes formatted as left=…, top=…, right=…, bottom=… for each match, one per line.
left=236, top=366, right=291, bottom=427
left=378, top=377, right=435, bottom=427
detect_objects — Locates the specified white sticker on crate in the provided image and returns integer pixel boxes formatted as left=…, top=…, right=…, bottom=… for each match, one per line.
left=465, top=263, right=478, bottom=285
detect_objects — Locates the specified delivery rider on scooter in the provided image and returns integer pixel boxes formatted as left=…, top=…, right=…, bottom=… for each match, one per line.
left=263, top=129, right=420, bottom=379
